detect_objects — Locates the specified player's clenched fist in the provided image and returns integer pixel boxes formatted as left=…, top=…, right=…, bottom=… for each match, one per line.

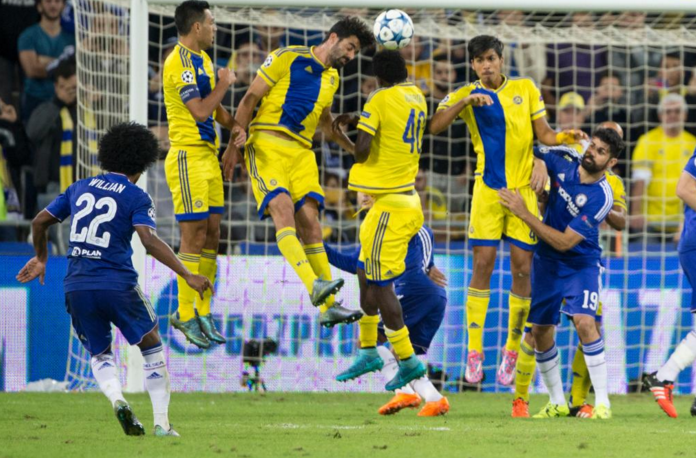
left=217, top=67, right=236, bottom=87
left=464, top=94, right=494, bottom=107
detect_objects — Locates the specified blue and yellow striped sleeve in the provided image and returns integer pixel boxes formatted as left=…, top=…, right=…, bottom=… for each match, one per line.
left=527, top=79, right=546, bottom=121
left=357, top=90, right=382, bottom=135
left=257, top=49, right=292, bottom=87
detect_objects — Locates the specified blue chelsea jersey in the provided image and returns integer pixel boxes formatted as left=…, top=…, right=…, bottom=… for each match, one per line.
left=679, top=148, right=696, bottom=254
left=45, top=173, right=156, bottom=292
left=534, top=146, right=613, bottom=265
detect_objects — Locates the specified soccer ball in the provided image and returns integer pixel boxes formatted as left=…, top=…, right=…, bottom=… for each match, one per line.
left=373, top=9, right=414, bottom=50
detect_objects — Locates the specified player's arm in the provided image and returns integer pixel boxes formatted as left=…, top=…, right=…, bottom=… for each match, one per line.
left=532, top=116, right=588, bottom=146
left=498, top=188, right=584, bottom=252
left=324, top=242, right=359, bottom=275
left=319, top=107, right=355, bottom=154
left=605, top=204, right=627, bottom=231
left=214, top=105, right=246, bottom=147
left=677, top=170, right=696, bottom=211
left=429, top=93, right=492, bottom=135
left=16, top=210, right=60, bottom=285
left=183, top=67, right=236, bottom=123
left=222, top=76, right=272, bottom=181
left=135, top=226, right=212, bottom=299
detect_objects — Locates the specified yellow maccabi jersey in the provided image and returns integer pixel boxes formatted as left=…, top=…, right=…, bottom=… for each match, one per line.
left=163, top=43, right=219, bottom=150
left=253, top=46, right=339, bottom=147
left=438, top=76, right=546, bottom=189
left=633, top=126, right=696, bottom=224
left=349, top=83, right=427, bottom=194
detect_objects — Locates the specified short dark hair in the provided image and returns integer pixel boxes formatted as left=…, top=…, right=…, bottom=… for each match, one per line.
left=174, top=0, right=210, bottom=35
left=372, top=50, right=408, bottom=85
left=593, top=127, right=625, bottom=159
left=98, top=122, right=160, bottom=175
left=468, top=35, right=504, bottom=60
left=52, top=57, right=76, bottom=82
left=324, top=17, right=375, bottom=50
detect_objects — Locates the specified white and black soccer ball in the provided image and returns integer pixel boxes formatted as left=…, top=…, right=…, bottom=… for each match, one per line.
left=373, top=9, right=414, bottom=50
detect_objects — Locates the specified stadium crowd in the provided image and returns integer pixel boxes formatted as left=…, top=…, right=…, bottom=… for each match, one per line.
left=1, top=2, right=696, bottom=250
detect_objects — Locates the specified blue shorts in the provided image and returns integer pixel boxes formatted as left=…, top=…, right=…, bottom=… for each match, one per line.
left=65, top=286, right=158, bottom=356
left=680, top=251, right=696, bottom=312
left=528, top=255, right=601, bottom=326
left=379, top=294, right=447, bottom=355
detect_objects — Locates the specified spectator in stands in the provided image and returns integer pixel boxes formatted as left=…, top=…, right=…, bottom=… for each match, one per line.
left=401, top=35, right=432, bottom=95
left=228, top=41, right=264, bottom=108
left=497, top=10, right=547, bottom=85
left=0, top=0, right=39, bottom=106
left=0, top=98, right=29, bottom=218
left=630, top=94, right=696, bottom=237
left=555, top=92, right=587, bottom=131
left=17, top=0, right=75, bottom=122
left=415, top=169, right=447, bottom=221
left=148, top=36, right=178, bottom=125
left=26, top=58, right=76, bottom=203
left=584, top=73, right=630, bottom=128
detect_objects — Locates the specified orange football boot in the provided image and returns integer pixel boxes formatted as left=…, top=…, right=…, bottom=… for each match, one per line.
left=511, top=398, right=530, bottom=418
left=378, top=393, right=422, bottom=415
left=418, top=397, right=450, bottom=417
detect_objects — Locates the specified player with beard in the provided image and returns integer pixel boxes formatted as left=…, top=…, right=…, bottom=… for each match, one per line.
left=225, top=18, right=374, bottom=327
left=499, top=128, right=625, bottom=420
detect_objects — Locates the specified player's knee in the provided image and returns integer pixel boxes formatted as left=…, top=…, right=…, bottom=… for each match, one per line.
left=574, top=317, right=598, bottom=343
left=268, top=194, right=295, bottom=226
left=472, top=256, right=495, bottom=277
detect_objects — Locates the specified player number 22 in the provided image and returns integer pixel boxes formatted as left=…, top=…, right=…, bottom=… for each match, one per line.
left=581, top=290, right=598, bottom=311
left=70, top=193, right=118, bottom=248
left=402, top=109, right=426, bottom=154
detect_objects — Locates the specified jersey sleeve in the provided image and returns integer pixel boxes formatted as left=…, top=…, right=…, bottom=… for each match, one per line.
left=257, top=49, right=292, bottom=87
left=422, top=226, right=435, bottom=269
left=684, top=150, right=696, bottom=179
left=132, top=192, right=157, bottom=229
left=357, top=91, right=381, bottom=136
left=324, top=243, right=359, bottom=275
left=436, top=86, right=471, bottom=120
left=44, top=187, right=72, bottom=222
left=608, top=173, right=627, bottom=211
left=533, top=146, right=572, bottom=176
left=568, top=183, right=614, bottom=239
left=527, top=79, right=546, bottom=120
left=165, top=50, right=201, bottom=104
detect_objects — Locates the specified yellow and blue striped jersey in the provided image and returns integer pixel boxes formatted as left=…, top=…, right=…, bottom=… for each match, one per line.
left=163, top=43, right=219, bottom=150
left=253, top=46, right=339, bottom=147
left=437, top=76, right=546, bottom=189
left=349, top=83, right=427, bottom=194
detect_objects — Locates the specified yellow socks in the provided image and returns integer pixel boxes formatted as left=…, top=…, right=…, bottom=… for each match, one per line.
left=304, top=242, right=334, bottom=313
left=506, top=294, right=531, bottom=353
left=386, top=326, right=415, bottom=360
left=466, top=288, right=490, bottom=353
left=197, top=249, right=217, bottom=316
left=514, top=340, right=537, bottom=402
left=570, top=344, right=592, bottom=407
left=359, top=314, right=380, bottom=348
left=276, top=227, right=316, bottom=295
left=176, top=252, right=200, bottom=322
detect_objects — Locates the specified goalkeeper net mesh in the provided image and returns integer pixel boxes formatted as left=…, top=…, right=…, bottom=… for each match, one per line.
left=67, top=1, right=696, bottom=394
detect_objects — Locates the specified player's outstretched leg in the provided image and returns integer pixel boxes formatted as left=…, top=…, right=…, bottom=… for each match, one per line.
left=197, top=243, right=226, bottom=344
left=647, top=330, right=696, bottom=418
left=318, top=299, right=363, bottom=328
left=336, top=315, right=384, bottom=381
left=140, top=340, right=178, bottom=437
left=91, top=353, right=145, bottom=436
left=465, top=287, right=489, bottom=384
left=532, top=339, right=569, bottom=418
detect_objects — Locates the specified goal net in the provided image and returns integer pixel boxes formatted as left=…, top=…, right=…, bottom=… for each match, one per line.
left=67, top=1, right=696, bottom=394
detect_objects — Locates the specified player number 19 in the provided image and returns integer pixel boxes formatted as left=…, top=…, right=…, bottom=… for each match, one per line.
left=581, top=290, right=598, bottom=311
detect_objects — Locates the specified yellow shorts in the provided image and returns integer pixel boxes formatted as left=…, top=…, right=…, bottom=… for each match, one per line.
left=358, top=192, right=424, bottom=285
left=468, top=177, right=539, bottom=251
left=164, top=146, right=223, bottom=221
left=245, top=131, right=324, bottom=220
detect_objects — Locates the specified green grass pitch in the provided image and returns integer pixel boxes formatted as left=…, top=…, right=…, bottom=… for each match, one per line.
left=2, top=392, right=696, bottom=458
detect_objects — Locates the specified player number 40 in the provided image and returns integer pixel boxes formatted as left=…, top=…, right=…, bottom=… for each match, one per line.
left=402, top=109, right=426, bottom=154
left=69, top=192, right=118, bottom=248
left=582, top=290, right=599, bottom=311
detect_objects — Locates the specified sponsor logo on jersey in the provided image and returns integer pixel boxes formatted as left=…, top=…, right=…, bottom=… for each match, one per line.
left=305, top=66, right=313, bottom=73
left=361, top=111, right=371, bottom=119
left=330, top=76, right=335, bottom=85
left=148, top=206, right=156, bottom=219
left=558, top=185, right=581, bottom=216
left=270, top=179, right=277, bottom=186
left=71, top=247, right=103, bottom=259
left=263, top=55, right=273, bottom=68
left=513, top=95, right=523, bottom=105
left=575, top=193, right=588, bottom=207
left=181, top=70, right=194, bottom=83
